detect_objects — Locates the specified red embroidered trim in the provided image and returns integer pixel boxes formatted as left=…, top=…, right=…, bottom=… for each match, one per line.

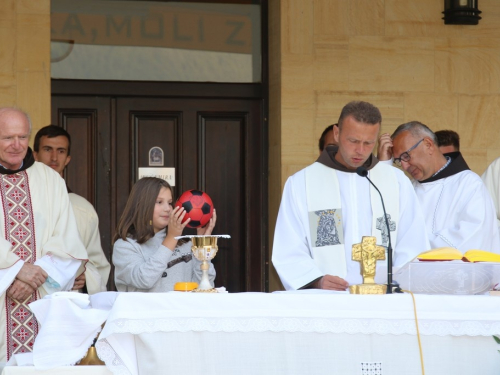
left=1, top=172, right=39, bottom=360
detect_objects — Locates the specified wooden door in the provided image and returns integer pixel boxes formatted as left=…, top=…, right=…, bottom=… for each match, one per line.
left=51, top=83, right=267, bottom=292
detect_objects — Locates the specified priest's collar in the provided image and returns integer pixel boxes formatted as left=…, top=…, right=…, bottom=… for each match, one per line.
left=0, top=148, right=35, bottom=175
left=316, top=145, right=379, bottom=173
left=419, top=151, right=470, bottom=183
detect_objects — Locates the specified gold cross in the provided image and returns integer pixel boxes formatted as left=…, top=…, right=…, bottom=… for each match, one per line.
left=352, top=236, right=386, bottom=284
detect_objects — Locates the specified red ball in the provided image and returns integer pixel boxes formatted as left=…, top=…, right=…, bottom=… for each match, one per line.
left=175, top=190, right=214, bottom=228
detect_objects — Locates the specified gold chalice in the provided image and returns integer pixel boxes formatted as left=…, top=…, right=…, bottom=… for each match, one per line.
left=191, top=236, right=218, bottom=291
left=176, top=234, right=230, bottom=293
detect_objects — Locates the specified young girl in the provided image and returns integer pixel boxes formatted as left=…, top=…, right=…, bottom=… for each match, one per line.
left=112, top=177, right=216, bottom=292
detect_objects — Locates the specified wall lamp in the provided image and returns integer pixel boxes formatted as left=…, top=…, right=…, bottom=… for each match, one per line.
left=443, top=0, right=482, bottom=25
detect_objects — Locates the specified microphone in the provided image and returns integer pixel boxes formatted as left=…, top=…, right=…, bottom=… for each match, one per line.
left=356, top=166, right=397, bottom=294
left=356, top=167, right=368, bottom=177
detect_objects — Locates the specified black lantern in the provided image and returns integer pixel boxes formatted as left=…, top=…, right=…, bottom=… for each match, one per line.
left=443, top=0, right=482, bottom=25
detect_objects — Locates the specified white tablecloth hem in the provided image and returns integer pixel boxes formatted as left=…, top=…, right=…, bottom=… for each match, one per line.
left=106, top=317, right=500, bottom=337
left=95, top=340, right=131, bottom=375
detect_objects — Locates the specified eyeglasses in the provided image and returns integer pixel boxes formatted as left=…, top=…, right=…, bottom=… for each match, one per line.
left=393, top=139, right=424, bottom=167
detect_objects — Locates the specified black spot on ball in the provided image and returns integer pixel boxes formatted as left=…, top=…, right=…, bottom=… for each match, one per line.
left=190, top=220, right=201, bottom=227
left=201, top=202, right=211, bottom=215
left=182, top=201, right=193, bottom=212
left=191, top=190, right=203, bottom=196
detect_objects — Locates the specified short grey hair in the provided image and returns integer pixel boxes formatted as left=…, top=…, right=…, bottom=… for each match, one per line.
left=0, top=107, right=33, bottom=134
left=391, top=121, right=437, bottom=145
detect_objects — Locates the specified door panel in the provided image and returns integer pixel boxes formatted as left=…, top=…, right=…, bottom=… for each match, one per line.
left=135, top=114, right=180, bottom=174
left=116, top=98, right=262, bottom=292
left=200, top=113, right=245, bottom=290
left=51, top=92, right=265, bottom=292
left=51, top=96, right=112, bottom=262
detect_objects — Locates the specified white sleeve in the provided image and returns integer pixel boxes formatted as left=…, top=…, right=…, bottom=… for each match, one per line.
left=0, top=260, right=23, bottom=295
left=272, top=174, right=323, bottom=290
left=481, top=158, right=500, bottom=227
left=430, top=175, right=500, bottom=253
left=81, top=209, right=110, bottom=293
left=69, top=195, right=110, bottom=293
left=392, top=173, right=431, bottom=266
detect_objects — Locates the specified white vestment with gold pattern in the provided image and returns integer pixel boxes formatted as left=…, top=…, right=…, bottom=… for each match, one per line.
left=0, top=162, right=87, bottom=362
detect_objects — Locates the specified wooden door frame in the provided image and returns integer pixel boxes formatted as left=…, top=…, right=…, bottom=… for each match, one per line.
left=51, top=1, right=269, bottom=291
left=52, top=80, right=269, bottom=292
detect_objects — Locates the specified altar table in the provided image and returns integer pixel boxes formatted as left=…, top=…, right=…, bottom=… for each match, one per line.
left=1, top=366, right=112, bottom=375
left=96, top=291, right=500, bottom=375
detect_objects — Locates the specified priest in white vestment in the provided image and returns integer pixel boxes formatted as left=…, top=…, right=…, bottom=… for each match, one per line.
left=388, top=121, right=500, bottom=253
left=481, top=157, right=500, bottom=228
left=0, top=108, right=88, bottom=363
left=33, top=125, right=111, bottom=294
left=272, top=101, right=430, bottom=291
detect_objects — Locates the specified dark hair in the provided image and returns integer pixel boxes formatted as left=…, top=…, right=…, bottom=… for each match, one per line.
left=114, top=178, right=173, bottom=244
left=435, top=130, right=460, bottom=151
left=33, top=125, right=71, bottom=155
left=337, top=101, right=382, bottom=130
left=318, top=124, right=337, bottom=151
left=392, top=121, right=437, bottom=145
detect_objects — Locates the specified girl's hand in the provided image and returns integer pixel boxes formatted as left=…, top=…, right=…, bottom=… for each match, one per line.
left=163, top=206, right=190, bottom=251
left=168, top=206, right=190, bottom=237
left=197, top=208, right=217, bottom=236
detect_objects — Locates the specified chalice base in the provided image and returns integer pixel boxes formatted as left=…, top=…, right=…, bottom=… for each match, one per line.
left=192, top=288, right=218, bottom=293
left=349, top=283, right=387, bottom=295
left=197, top=272, right=213, bottom=291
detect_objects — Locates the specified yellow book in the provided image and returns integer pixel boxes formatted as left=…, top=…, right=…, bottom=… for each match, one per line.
left=463, top=250, right=500, bottom=263
left=417, top=247, right=500, bottom=263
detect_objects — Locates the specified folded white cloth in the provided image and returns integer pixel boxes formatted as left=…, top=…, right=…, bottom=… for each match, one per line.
left=90, top=291, right=119, bottom=310
left=5, top=352, right=33, bottom=366
left=28, top=291, right=114, bottom=370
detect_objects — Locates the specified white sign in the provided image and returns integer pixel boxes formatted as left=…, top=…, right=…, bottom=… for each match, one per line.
left=138, top=168, right=175, bottom=186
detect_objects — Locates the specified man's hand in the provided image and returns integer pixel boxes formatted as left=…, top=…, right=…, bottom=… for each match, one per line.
left=377, top=133, right=393, bottom=161
left=72, top=273, right=86, bottom=290
left=315, top=275, right=349, bottom=291
left=16, top=263, right=48, bottom=290
left=7, top=279, right=36, bottom=301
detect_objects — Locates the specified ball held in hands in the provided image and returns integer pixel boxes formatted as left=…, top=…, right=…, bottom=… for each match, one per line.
left=175, top=189, right=214, bottom=228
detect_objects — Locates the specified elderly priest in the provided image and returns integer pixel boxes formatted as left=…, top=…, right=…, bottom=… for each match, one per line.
left=0, top=108, right=87, bottom=363
left=388, top=121, right=500, bottom=253
left=272, top=101, right=430, bottom=291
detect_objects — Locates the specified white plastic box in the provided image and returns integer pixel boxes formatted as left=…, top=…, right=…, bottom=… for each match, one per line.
left=393, top=261, right=500, bottom=295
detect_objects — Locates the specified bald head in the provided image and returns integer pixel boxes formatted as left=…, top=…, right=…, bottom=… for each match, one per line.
left=0, top=108, right=32, bottom=170
left=0, top=108, right=32, bottom=133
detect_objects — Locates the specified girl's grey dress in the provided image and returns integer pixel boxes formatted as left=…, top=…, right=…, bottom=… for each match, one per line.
left=113, top=228, right=216, bottom=292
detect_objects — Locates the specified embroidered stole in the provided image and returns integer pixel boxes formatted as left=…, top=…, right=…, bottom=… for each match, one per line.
left=0, top=172, right=39, bottom=359
left=305, top=162, right=399, bottom=278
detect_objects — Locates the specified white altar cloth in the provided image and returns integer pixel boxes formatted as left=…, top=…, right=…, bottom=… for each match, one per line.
left=1, top=366, right=112, bottom=375
left=96, top=291, right=500, bottom=375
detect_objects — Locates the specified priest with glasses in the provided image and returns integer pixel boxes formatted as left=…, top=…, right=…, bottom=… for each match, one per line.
left=378, top=121, right=500, bottom=253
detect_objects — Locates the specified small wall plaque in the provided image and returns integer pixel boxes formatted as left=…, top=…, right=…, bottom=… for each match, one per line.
left=149, top=147, right=164, bottom=166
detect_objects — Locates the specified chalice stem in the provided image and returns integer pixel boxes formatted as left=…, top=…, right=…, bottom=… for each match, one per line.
left=198, top=260, right=212, bottom=290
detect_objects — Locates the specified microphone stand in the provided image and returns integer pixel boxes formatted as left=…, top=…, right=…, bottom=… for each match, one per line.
left=356, top=167, right=399, bottom=294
